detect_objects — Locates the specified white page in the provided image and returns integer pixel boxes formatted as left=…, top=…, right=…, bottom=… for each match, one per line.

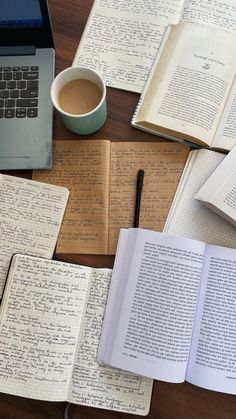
left=186, top=244, right=236, bottom=394
left=0, top=174, right=69, bottom=297
left=0, top=255, right=90, bottom=401
left=105, top=229, right=205, bottom=382
left=73, top=0, right=184, bottom=92
left=69, top=265, right=153, bottom=415
left=98, top=229, right=139, bottom=363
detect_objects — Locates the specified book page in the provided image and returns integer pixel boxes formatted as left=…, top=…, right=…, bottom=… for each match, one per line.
left=103, top=229, right=205, bottom=382
left=186, top=244, right=236, bottom=394
left=0, top=255, right=90, bottom=401
left=181, top=0, right=236, bottom=32
left=164, top=149, right=236, bottom=249
left=33, top=140, right=110, bottom=254
left=180, top=0, right=236, bottom=151
left=108, top=142, right=189, bottom=254
left=141, top=23, right=236, bottom=147
left=98, top=229, right=140, bottom=364
left=0, top=174, right=68, bottom=298
left=211, top=173, right=236, bottom=224
left=68, top=268, right=153, bottom=415
left=212, top=77, right=236, bottom=150
left=73, top=0, right=184, bottom=93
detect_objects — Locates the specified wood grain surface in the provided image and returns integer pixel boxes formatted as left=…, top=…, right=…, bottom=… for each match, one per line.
left=1, top=1, right=236, bottom=418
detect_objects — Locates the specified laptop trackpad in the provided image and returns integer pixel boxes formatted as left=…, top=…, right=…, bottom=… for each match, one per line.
left=0, top=119, right=52, bottom=169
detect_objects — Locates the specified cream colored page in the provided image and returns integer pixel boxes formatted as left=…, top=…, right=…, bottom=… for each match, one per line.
left=213, top=77, right=236, bottom=150
left=108, top=142, right=189, bottom=254
left=181, top=0, right=236, bottom=32
left=73, top=0, right=184, bottom=93
left=0, top=174, right=68, bottom=298
left=146, top=24, right=236, bottom=145
left=33, top=140, right=110, bottom=254
left=0, top=255, right=90, bottom=401
left=68, top=268, right=153, bottom=415
left=180, top=0, right=236, bottom=150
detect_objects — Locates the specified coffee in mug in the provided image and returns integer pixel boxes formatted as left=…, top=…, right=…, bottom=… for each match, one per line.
left=50, top=66, right=107, bottom=135
left=58, top=79, right=102, bottom=115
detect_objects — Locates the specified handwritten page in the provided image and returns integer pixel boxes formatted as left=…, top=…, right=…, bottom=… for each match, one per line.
left=33, top=140, right=110, bottom=254
left=33, top=140, right=189, bottom=255
left=108, top=142, right=189, bottom=253
left=181, top=0, right=236, bottom=32
left=73, top=0, right=236, bottom=93
left=0, top=175, right=68, bottom=297
left=73, top=0, right=183, bottom=92
left=34, top=140, right=189, bottom=255
left=0, top=255, right=90, bottom=401
left=68, top=268, right=153, bottom=415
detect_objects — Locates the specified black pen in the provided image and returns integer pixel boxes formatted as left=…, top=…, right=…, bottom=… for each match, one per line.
left=133, top=169, right=145, bottom=228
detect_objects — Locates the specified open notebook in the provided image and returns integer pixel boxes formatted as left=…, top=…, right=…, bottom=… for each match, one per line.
left=163, top=148, right=236, bottom=248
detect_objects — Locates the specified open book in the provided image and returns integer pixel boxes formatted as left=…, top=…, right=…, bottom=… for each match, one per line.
left=0, top=174, right=68, bottom=298
left=0, top=254, right=152, bottom=415
left=33, top=139, right=189, bottom=254
left=73, top=0, right=236, bottom=93
left=195, top=145, right=236, bottom=226
left=132, top=22, right=236, bottom=151
left=98, top=228, right=236, bottom=394
left=163, top=148, right=236, bottom=249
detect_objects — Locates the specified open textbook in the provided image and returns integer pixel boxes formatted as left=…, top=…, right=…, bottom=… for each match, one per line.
left=0, top=254, right=152, bottom=415
left=195, top=146, right=236, bottom=226
left=0, top=174, right=68, bottom=298
left=163, top=148, right=236, bottom=248
left=132, top=22, right=236, bottom=151
left=98, top=228, right=236, bottom=395
left=33, top=139, right=189, bottom=255
left=73, top=0, right=236, bottom=92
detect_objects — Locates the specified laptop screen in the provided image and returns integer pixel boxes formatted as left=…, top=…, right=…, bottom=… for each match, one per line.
left=0, top=0, right=43, bottom=29
left=0, top=0, right=54, bottom=48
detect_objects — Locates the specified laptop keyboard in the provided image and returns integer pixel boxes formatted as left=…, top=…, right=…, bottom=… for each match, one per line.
left=0, top=66, right=39, bottom=119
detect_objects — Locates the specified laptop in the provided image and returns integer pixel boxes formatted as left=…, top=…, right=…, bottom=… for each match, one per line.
left=0, top=0, right=55, bottom=170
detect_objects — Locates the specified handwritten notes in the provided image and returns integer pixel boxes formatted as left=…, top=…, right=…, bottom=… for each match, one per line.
left=0, top=254, right=152, bottom=414
left=33, top=140, right=189, bottom=255
left=73, top=0, right=183, bottom=92
left=181, top=0, right=236, bottom=32
left=0, top=255, right=90, bottom=400
left=73, top=0, right=236, bottom=92
left=109, top=142, right=189, bottom=253
left=34, top=140, right=110, bottom=254
left=0, top=175, right=68, bottom=297
left=69, top=269, right=153, bottom=414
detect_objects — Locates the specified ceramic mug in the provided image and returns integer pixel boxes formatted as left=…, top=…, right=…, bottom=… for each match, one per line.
left=50, top=66, right=107, bottom=135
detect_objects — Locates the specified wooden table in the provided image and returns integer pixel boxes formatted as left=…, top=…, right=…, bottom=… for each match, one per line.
left=2, top=1, right=236, bottom=418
